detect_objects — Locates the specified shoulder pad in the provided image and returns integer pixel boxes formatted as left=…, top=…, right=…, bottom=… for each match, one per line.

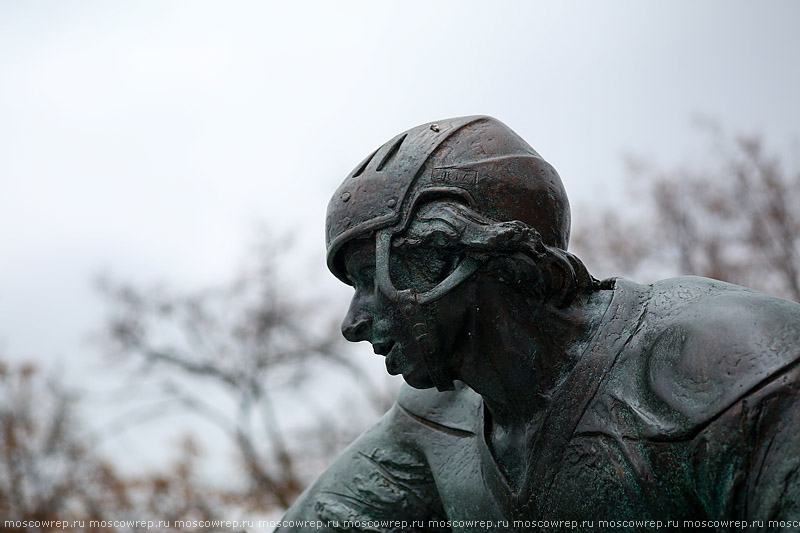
left=648, top=280, right=800, bottom=425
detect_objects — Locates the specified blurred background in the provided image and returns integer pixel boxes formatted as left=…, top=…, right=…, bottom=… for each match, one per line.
left=1, top=0, right=799, bottom=529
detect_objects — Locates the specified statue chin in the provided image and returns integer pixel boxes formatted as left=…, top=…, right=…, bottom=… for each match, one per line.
left=401, top=369, right=437, bottom=390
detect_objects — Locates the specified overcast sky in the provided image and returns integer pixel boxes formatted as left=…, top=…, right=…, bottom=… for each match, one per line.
left=1, top=0, right=799, bottom=471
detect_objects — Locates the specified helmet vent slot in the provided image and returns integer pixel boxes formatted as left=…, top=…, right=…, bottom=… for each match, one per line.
left=376, top=134, right=407, bottom=172
left=352, top=148, right=379, bottom=178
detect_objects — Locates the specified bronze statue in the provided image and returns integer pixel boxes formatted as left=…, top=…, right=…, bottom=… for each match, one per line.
left=279, top=116, right=800, bottom=531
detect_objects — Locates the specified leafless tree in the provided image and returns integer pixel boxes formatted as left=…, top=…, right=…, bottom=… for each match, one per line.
left=95, top=236, right=397, bottom=512
left=0, top=357, right=236, bottom=532
left=573, top=128, right=800, bottom=302
left=0, top=358, right=121, bottom=528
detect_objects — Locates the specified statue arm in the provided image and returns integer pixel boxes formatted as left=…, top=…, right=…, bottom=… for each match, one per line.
left=277, top=405, right=450, bottom=532
left=662, top=289, right=800, bottom=525
left=743, top=370, right=800, bottom=525
left=690, top=364, right=800, bottom=527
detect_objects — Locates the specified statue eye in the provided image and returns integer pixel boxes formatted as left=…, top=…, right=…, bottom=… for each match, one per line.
left=358, top=266, right=376, bottom=283
left=342, top=239, right=377, bottom=288
left=346, top=264, right=375, bottom=290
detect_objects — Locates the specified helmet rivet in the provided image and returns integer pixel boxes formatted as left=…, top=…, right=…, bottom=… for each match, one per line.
left=342, top=217, right=351, bottom=227
left=341, top=192, right=351, bottom=202
left=387, top=198, right=397, bottom=207
left=430, top=124, right=440, bottom=132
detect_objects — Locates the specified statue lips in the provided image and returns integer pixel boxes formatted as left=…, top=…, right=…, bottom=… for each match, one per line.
left=373, top=341, right=402, bottom=375
left=372, top=340, right=394, bottom=356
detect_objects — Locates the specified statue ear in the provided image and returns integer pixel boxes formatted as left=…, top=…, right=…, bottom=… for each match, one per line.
left=489, top=254, right=547, bottom=300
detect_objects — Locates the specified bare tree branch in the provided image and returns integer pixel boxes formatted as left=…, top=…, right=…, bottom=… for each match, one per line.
left=573, top=127, right=800, bottom=302
left=94, top=234, right=396, bottom=513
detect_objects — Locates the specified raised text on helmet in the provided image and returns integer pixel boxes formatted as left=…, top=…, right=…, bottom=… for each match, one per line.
left=431, top=168, right=478, bottom=185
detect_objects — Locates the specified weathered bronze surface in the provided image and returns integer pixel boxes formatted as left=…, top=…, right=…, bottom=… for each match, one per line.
left=280, top=117, right=800, bottom=531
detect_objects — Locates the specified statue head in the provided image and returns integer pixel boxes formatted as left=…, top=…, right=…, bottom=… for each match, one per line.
left=327, top=116, right=595, bottom=391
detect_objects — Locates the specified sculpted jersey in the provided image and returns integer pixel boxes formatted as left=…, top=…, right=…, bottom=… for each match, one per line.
left=280, top=277, right=800, bottom=532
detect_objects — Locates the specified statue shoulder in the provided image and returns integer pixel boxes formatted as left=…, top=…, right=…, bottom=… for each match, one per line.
left=279, top=385, right=484, bottom=529
left=279, top=402, right=448, bottom=530
left=645, top=276, right=800, bottom=424
left=396, top=381, right=482, bottom=437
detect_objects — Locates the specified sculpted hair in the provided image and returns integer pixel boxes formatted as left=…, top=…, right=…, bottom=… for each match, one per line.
left=394, top=200, right=602, bottom=308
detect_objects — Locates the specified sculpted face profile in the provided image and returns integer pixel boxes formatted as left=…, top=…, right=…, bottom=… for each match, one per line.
left=280, top=117, right=800, bottom=531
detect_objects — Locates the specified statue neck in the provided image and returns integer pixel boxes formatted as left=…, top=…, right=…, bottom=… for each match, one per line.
left=456, top=284, right=614, bottom=425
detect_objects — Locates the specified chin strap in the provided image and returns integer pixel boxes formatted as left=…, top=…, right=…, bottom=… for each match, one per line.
left=374, top=229, right=482, bottom=392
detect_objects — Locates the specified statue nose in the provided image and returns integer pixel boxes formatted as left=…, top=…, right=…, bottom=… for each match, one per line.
left=342, top=314, right=372, bottom=342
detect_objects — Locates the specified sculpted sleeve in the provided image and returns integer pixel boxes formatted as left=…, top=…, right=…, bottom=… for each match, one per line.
left=277, top=405, right=449, bottom=532
left=651, top=286, right=800, bottom=526
left=689, top=363, right=800, bottom=527
left=744, top=370, right=800, bottom=522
